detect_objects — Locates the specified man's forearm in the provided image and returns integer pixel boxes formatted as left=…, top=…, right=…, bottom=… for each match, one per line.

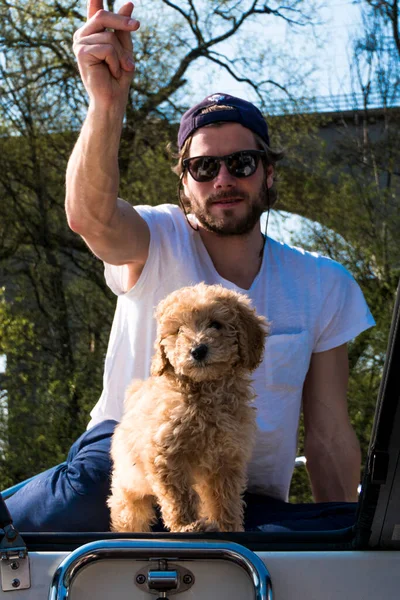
left=65, top=105, right=125, bottom=234
left=305, top=425, right=361, bottom=502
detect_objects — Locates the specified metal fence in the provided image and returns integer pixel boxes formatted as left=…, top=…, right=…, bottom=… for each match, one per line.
left=263, top=90, right=400, bottom=116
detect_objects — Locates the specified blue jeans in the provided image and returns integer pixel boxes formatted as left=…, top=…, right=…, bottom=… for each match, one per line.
left=6, top=420, right=357, bottom=532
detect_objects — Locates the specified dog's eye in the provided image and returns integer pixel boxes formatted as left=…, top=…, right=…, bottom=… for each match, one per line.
left=209, top=321, right=222, bottom=330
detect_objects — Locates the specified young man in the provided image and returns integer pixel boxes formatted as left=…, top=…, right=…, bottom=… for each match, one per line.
left=6, top=0, right=374, bottom=532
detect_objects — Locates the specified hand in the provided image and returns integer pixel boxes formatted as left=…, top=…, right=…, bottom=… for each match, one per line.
left=73, top=0, right=140, bottom=109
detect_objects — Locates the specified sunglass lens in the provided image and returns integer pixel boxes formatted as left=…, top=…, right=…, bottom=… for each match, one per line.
left=189, top=156, right=219, bottom=182
left=227, top=152, right=257, bottom=178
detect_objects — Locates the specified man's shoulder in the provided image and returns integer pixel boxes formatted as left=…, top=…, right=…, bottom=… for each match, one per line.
left=133, top=203, right=188, bottom=237
left=268, top=237, right=351, bottom=281
left=267, top=238, right=358, bottom=300
left=134, top=202, right=182, bottom=220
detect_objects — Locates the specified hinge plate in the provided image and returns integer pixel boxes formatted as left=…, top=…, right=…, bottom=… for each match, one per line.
left=0, top=525, right=31, bottom=591
left=1, top=555, right=31, bottom=591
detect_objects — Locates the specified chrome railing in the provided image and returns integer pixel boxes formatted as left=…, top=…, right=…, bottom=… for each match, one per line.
left=48, top=539, right=273, bottom=600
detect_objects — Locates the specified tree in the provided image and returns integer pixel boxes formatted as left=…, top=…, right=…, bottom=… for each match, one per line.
left=362, top=0, right=400, bottom=58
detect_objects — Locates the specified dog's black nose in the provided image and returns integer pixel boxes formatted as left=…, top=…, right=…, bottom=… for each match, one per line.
left=191, top=344, right=208, bottom=361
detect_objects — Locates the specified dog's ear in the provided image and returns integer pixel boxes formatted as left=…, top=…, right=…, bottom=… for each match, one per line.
left=235, top=301, right=269, bottom=372
left=150, top=338, right=169, bottom=376
left=151, top=292, right=178, bottom=377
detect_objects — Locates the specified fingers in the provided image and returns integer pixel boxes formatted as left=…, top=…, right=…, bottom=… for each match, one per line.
left=76, top=33, right=135, bottom=73
left=76, top=2, right=139, bottom=62
left=78, top=31, right=124, bottom=50
left=118, top=1, right=134, bottom=16
left=91, top=44, right=123, bottom=79
left=116, top=2, right=136, bottom=52
left=77, top=0, right=139, bottom=82
left=87, top=0, right=104, bottom=20
left=79, top=10, right=139, bottom=38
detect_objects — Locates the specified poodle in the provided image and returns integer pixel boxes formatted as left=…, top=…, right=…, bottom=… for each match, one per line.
left=108, top=282, right=268, bottom=533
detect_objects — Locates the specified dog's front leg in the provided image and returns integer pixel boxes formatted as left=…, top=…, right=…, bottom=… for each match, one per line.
left=149, top=454, right=216, bottom=532
left=198, top=462, right=247, bottom=532
left=108, top=489, right=156, bottom=533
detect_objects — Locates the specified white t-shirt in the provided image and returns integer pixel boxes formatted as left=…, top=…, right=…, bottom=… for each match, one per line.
left=89, top=203, right=375, bottom=501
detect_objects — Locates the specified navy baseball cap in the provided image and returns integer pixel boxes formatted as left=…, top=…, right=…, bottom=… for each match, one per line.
left=178, top=93, right=270, bottom=150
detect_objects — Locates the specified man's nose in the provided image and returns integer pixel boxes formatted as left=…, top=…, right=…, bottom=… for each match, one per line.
left=213, top=161, right=236, bottom=188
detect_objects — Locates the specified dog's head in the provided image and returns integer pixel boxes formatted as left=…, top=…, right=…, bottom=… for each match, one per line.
left=151, top=283, right=269, bottom=382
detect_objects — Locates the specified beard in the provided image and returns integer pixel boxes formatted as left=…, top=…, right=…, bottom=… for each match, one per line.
left=186, top=181, right=269, bottom=236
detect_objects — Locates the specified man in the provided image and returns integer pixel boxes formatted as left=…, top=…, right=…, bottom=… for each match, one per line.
left=6, top=0, right=374, bottom=532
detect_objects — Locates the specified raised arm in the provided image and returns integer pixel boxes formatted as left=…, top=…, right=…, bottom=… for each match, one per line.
left=302, top=344, right=361, bottom=502
left=66, top=0, right=149, bottom=274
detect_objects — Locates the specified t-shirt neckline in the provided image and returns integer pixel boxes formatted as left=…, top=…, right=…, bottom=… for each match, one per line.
left=193, top=229, right=267, bottom=293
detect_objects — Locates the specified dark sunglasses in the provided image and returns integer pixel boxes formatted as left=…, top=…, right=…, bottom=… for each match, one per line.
left=182, top=150, right=265, bottom=182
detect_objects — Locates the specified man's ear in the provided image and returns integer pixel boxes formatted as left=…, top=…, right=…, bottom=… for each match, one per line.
left=179, top=173, right=194, bottom=219
left=181, top=172, right=189, bottom=196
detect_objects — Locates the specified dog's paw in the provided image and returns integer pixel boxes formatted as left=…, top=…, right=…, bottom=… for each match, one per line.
left=177, top=519, right=220, bottom=533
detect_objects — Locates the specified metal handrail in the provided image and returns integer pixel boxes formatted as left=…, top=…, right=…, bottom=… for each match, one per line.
left=48, top=539, right=273, bottom=600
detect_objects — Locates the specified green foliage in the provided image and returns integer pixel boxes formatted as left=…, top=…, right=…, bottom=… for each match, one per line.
left=119, top=121, right=178, bottom=206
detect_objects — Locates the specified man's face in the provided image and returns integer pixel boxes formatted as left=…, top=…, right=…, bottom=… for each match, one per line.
left=182, top=123, right=274, bottom=236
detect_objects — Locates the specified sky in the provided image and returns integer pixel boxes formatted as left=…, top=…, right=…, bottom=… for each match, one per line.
left=315, top=1, right=363, bottom=97
left=264, top=211, right=304, bottom=245
left=124, top=0, right=365, bottom=107
left=181, top=0, right=364, bottom=107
